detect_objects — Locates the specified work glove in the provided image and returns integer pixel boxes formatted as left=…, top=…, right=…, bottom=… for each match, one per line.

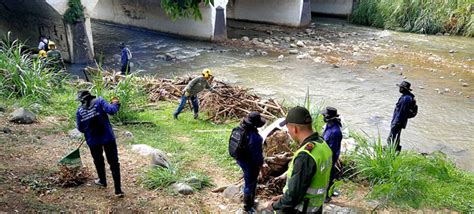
left=185, top=91, right=190, bottom=97
left=111, top=96, right=120, bottom=104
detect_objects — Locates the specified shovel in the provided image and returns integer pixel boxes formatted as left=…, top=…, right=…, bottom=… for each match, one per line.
left=59, top=139, right=86, bottom=168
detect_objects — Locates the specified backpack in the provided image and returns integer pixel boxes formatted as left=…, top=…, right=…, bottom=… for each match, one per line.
left=126, top=48, right=132, bottom=60
left=228, top=126, right=248, bottom=160
left=407, top=97, right=418, bottom=118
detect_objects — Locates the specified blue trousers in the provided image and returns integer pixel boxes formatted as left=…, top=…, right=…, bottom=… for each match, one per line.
left=121, top=62, right=130, bottom=74
left=238, top=162, right=259, bottom=195
left=174, top=95, right=199, bottom=116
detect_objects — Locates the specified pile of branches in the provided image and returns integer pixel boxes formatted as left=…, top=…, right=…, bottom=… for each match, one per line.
left=144, top=76, right=287, bottom=123
left=80, top=67, right=287, bottom=123
left=257, top=129, right=294, bottom=199
left=55, top=165, right=91, bottom=187
left=83, top=66, right=125, bottom=86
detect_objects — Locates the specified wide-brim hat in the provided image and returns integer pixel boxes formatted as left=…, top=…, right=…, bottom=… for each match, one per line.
left=397, top=81, right=412, bottom=91
left=76, top=90, right=96, bottom=101
left=244, top=111, right=266, bottom=128
left=321, top=106, right=339, bottom=120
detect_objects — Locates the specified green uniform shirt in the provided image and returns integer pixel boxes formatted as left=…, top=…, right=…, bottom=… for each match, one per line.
left=184, top=76, right=215, bottom=96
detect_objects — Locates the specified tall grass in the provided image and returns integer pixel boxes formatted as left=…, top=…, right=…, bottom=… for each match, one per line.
left=87, top=66, right=143, bottom=122
left=351, top=0, right=474, bottom=36
left=347, top=132, right=474, bottom=212
left=0, top=32, right=64, bottom=101
left=302, top=88, right=326, bottom=133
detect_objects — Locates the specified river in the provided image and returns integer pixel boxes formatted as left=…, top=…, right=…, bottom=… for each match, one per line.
left=89, top=18, right=474, bottom=172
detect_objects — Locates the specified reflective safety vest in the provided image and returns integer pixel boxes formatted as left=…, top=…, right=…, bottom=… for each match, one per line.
left=283, top=140, right=333, bottom=213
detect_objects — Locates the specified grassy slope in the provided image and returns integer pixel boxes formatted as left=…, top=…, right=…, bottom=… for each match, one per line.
left=350, top=0, right=474, bottom=36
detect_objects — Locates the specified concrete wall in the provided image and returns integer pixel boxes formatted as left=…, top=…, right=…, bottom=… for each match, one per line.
left=311, top=0, right=353, bottom=16
left=0, top=0, right=96, bottom=63
left=0, top=0, right=71, bottom=61
left=227, top=0, right=310, bottom=27
left=91, top=0, right=228, bottom=40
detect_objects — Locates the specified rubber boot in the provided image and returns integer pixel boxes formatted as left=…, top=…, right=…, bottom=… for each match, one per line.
left=243, top=194, right=256, bottom=213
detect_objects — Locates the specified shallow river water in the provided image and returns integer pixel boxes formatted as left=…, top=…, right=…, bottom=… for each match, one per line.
left=89, top=18, right=474, bottom=172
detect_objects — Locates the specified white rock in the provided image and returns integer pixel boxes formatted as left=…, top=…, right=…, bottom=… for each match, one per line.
left=223, top=185, right=240, bottom=199
left=151, top=150, right=170, bottom=168
left=288, top=49, right=299, bottom=54
left=296, top=41, right=305, bottom=47
left=131, top=144, right=157, bottom=156
left=9, top=108, right=36, bottom=124
left=68, top=128, right=83, bottom=140
left=277, top=55, right=284, bottom=62
left=123, top=131, right=134, bottom=140
left=264, top=39, right=272, bottom=44
left=172, top=183, right=194, bottom=195
left=462, top=83, right=469, bottom=87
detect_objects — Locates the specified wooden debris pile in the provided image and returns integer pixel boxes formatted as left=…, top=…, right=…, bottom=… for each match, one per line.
left=83, top=66, right=126, bottom=86
left=198, top=83, right=286, bottom=123
left=143, top=76, right=287, bottom=123
left=80, top=67, right=287, bottom=123
left=257, top=129, right=294, bottom=199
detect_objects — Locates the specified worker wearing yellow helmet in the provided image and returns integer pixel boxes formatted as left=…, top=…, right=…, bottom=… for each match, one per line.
left=173, top=68, right=220, bottom=120
left=38, top=50, right=47, bottom=58
left=46, top=41, right=65, bottom=72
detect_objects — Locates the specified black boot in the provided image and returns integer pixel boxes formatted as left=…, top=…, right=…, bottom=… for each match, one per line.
left=243, top=194, right=255, bottom=213
left=111, top=163, right=124, bottom=197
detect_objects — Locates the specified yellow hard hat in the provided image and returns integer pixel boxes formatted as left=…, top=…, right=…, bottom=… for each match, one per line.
left=38, top=50, right=47, bottom=58
left=48, top=41, right=55, bottom=47
left=202, top=68, right=212, bottom=78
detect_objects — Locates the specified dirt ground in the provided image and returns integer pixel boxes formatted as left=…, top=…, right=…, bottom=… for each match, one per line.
left=0, top=113, right=243, bottom=213
left=2, top=112, right=459, bottom=213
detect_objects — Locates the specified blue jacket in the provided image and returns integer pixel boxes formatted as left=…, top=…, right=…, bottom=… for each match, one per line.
left=76, top=97, right=120, bottom=147
left=121, top=48, right=130, bottom=65
left=391, top=92, right=414, bottom=129
left=323, top=121, right=343, bottom=163
left=237, top=128, right=264, bottom=169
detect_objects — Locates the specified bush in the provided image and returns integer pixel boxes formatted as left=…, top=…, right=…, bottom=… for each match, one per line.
left=351, top=0, right=473, bottom=36
left=0, top=33, right=65, bottom=101
left=142, top=167, right=179, bottom=190
left=64, top=0, right=85, bottom=24
left=86, top=66, right=144, bottom=122
left=161, top=0, right=214, bottom=20
left=347, top=133, right=474, bottom=212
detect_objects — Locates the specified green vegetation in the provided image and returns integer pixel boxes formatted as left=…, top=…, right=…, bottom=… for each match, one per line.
left=346, top=132, right=474, bottom=212
left=161, top=0, right=214, bottom=20
left=2, top=37, right=473, bottom=212
left=64, top=0, right=85, bottom=24
left=351, top=0, right=474, bottom=36
left=0, top=33, right=64, bottom=101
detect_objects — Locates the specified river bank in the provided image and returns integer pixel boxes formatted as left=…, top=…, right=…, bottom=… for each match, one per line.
left=88, top=17, right=474, bottom=172
left=1, top=51, right=473, bottom=212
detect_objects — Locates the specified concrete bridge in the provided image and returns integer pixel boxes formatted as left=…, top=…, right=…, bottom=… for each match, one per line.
left=0, top=0, right=354, bottom=63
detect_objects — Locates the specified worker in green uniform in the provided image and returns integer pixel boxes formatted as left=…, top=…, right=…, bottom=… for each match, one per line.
left=46, top=41, right=65, bottom=72
left=267, top=106, right=333, bottom=213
